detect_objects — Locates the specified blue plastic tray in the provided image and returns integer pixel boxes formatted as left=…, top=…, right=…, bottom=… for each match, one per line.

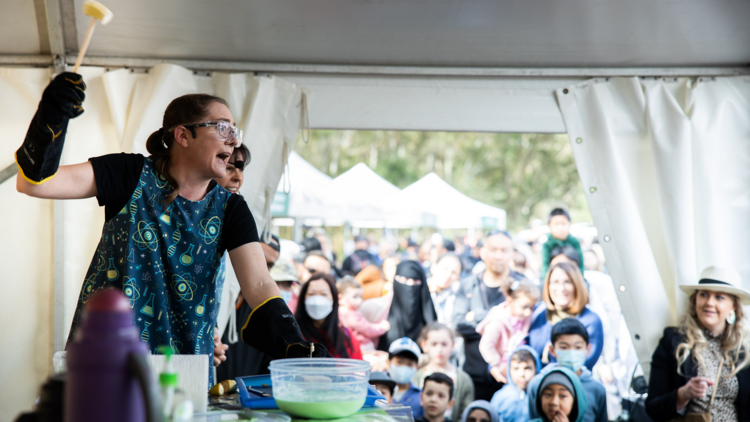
left=236, top=374, right=387, bottom=410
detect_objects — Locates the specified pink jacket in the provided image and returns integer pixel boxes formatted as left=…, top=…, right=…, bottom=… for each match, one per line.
left=339, top=306, right=388, bottom=348
left=475, top=301, right=532, bottom=368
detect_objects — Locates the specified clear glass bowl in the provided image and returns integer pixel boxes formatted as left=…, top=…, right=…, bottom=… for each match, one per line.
left=269, top=358, right=371, bottom=419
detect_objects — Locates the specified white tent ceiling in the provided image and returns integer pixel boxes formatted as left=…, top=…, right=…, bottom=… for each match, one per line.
left=3, top=0, right=750, bottom=70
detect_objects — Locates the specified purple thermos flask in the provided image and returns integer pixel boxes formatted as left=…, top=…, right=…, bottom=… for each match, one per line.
left=65, top=289, right=163, bottom=422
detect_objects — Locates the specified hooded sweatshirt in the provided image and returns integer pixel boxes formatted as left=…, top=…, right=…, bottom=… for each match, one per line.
left=529, top=367, right=588, bottom=422
left=527, top=363, right=606, bottom=422
left=489, top=346, right=541, bottom=422
left=460, top=400, right=499, bottom=422
left=476, top=302, right=534, bottom=370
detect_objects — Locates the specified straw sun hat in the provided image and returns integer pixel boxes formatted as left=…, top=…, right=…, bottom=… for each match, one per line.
left=680, top=266, right=750, bottom=306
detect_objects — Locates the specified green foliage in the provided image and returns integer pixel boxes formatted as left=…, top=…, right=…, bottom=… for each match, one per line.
left=295, top=130, right=591, bottom=231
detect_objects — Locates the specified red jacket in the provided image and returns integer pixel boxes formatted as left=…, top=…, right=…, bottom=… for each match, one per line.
left=305, top=326, right=363, bottom=360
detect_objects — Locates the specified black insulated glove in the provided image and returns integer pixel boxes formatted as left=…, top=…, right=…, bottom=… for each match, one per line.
left=16, top=72, right=86, bottom=184
left=241, top=297, right=330, bottom=359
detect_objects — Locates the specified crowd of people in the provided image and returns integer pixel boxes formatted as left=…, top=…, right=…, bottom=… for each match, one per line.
left=19, top=78, right=750, bottom=422
left=205, top=178, right=629, bottom=422
left=206, top=144, right=750, bottom=422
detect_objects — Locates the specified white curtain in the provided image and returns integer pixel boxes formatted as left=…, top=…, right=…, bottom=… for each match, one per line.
left=0, top=65, right=302, bottom=421
left=556, top=76, right=750, bottom=374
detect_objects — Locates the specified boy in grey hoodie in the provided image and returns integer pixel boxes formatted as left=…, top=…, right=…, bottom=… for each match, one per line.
left=527, top=318, right=607, bottom=422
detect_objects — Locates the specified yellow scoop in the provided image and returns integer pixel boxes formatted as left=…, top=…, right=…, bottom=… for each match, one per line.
left=73, top=1, right=114, bottom=73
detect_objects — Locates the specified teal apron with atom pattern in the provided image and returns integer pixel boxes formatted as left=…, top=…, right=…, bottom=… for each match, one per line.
left=67, top=157, right=231, bottom=383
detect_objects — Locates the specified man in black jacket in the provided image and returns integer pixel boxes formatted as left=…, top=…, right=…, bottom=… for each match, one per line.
left=451, top=230, right=526, bottom=401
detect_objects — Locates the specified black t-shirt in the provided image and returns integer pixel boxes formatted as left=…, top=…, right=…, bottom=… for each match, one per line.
left=479, top=282, right=504, bottom=307
left=89, top=153, right=258, bottom=253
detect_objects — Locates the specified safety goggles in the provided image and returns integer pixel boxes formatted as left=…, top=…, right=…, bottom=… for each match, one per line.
left=169, top=120, right=243, bottom=147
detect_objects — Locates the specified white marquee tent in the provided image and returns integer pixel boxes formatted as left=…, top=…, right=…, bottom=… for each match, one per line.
left=398, top=173, right=507, bottom=230
left=2, top=0, right=750, bottom=419
left=329, top=162, right=402, bottom=225
left=276, top=151, right=336, bottom=219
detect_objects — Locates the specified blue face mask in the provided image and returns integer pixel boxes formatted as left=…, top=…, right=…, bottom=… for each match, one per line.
left=279, top=290, right=292, bottom=304
left=556, top=349, right=587, bottom=372
left=390, top=365, right=417, bottom=385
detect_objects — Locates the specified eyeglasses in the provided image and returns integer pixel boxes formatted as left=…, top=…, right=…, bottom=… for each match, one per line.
left=168, top=120, right=243, bottom=147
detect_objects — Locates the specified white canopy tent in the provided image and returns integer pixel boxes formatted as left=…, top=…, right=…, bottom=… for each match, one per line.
left=2, top=0, right=750, bottom=419
left=275, top=151, right=336, bottom=219
left=329, top=162, right=402, bottom=225
left=398, top=173, right=507, bottom=230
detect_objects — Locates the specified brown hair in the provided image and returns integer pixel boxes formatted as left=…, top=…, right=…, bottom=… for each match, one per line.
left=502, top=278, right=540, bottom=303
left=145, top=93, right=229, bottom=205
left=418, top=322, right=455, bottom=345
left=510, top=349, right=537, bottom=367
left=542, top=261, right=589, bottom=315
left=336, top=276, right=362, bottom=296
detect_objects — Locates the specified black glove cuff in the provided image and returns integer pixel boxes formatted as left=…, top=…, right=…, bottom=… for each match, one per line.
left=241, top=297, right=329, bottom=358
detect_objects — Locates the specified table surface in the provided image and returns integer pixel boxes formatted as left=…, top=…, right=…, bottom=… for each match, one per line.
left=194, top=394, right=415, bottom=422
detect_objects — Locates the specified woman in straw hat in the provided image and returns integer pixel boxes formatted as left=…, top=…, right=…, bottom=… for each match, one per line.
left=646, top=267, right=750, bottom=421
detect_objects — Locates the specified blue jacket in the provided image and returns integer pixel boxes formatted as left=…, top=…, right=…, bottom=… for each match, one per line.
left=490, top=346, right=542, bottom=422
left=528, top=367, right=588, bottom=422
left=526, top=304, right=603, bottom=371
left=394, top=382, right=423, bottom=419
left=527, top=363, right=607, bottom=422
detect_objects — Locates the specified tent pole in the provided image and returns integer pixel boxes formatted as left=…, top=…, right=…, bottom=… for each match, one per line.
left=0, top=54, right=749, bottom=77
left=0, top=163, right=18, bottom=186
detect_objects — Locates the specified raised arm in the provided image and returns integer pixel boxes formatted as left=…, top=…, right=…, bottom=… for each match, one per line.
left=17, top=161, right=97, bottom=199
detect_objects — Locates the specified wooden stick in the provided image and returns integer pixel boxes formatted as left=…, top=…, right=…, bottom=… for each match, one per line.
left=73, top=17, right=97, bottom=73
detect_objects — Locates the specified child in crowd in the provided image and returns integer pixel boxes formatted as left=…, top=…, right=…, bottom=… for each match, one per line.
left=414, top=323, right=474, bottom=422
left=530, top=367, right=588, bottom=422
left=389, top=337, right=424, bottom=418
left=338, top=277, right=391, bottom=351
left=541, top=208, right=584, bottom=277
left=476, top=279, right=540, bottom=383
left=417, top=373, right=455, bottom=422
left=490, top=346, right=541, bottom=422
left=459, top=401, right=498, bottom=422
left=369, top=371, right=396, bottom=404
left=527, top=319, right=607, bottom=422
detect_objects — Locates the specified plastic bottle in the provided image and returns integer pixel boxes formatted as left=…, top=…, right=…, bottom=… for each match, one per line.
left=157, top=346, right=194, bottom=421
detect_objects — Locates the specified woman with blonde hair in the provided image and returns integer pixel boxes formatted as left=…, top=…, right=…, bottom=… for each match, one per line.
left=646, top=267, right=750, bottom=421
left=527, top=261, right=604, bottom=370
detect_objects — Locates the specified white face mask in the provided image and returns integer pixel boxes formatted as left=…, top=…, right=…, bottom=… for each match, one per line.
left=279, top=290, right=293, bottom=304
left=305, top=295, right=333, bottom=320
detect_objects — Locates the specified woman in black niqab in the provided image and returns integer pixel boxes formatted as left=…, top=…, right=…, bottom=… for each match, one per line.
left=378, top=260, right=437, bottom=350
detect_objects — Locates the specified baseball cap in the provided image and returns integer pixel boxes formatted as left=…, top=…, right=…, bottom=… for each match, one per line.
left=369, top=371, right=397, bottom=391
left=269, top=258, right=299, bottom=283
left=388, top=337, right=421, bottom=361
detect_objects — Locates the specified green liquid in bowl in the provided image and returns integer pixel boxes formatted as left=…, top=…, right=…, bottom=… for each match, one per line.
left=275, top=397, right=366, bottom=419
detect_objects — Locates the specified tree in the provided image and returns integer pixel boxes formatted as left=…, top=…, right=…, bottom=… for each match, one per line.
left=295, top=130, right=590, bottom=231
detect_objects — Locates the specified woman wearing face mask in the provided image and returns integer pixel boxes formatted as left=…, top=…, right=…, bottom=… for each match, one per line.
left=646, top=267, right=750, bottom=421
left=378, top=260, right=438, bottom=351
left=527, top=262, right=603, bottom=371
left=296, top=273, right=363, bottom=359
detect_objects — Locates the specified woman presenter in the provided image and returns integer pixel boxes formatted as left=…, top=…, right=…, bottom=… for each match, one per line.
left=15, top=73, right=327, bottom=378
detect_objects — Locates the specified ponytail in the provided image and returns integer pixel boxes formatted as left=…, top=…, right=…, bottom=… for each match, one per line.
left=145, top=93, right=230, bottom=206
